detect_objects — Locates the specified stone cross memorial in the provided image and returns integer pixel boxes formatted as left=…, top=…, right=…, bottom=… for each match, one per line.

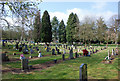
left=79, top=63, right=87, bottom=81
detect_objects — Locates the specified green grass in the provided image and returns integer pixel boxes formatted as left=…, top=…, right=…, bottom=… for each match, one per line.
left=2, top=44, right=119, bottom=79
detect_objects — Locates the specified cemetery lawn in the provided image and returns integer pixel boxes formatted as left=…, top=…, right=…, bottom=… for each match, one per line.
left=2, top=45, right=119, bottom=79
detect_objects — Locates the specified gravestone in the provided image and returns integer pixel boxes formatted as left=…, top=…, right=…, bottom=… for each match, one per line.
left=69, top=48, right=74, bottom=59
left=29, top=45, right=32, bottom=48
left=75, top=46, right=77, bottom=49
left=79, top=63, right=87, bottom=81
left=29, top=56, right=32, bottom=58
left=57, top=49, right=61, bottom=54
left=75, top=52, right=78, bottom=58
left=95, top=49, right=98, bottom=53
left=55, top=47, right=58, bottom=51
left=63, top=45, right=65, bottom=48
left=38, top=51, right=42, bottom=57
left=30, top=49, right=34, bottom=54
left=54, top=59, right=57, bottom=63
left=78, top=49, right=80, bottom=53
left=62, top=54, right=65, bottom=61
left=15, top=42, right=19, bottom=50
left=2, top=40, right=5, bottom=47
left=21, top=59, right=28, bottom=70
left=19, top=46, right=22, bottom=52
left=2, top=53, right=9, bottom=61
left=46, top=47, right=49, bottom=52
left=63, top=49, right=66, bottom=54
left=66, top=45, right=67, bottom=49
left=25, top=44, right=28, bottom=50
left=13, top=53, right=16, bottom=55
left=52, top=49, right=56, bottom=55
left=68, top=47, right=70, bottom=50
left=23, top=49, right=29, bottom=54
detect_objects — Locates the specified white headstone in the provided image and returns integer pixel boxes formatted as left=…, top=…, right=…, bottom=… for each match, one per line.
left=112, top=49, right=114, bottom=55
left=38, top=53, right=42, bottom=57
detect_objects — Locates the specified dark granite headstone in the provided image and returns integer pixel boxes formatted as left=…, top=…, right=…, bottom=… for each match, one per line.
left=55, top=47, right=58, bottom=51
left=46, top=47, right=49, bottom=52
left=75, top=52, right=78, bottom=58
left=62, top=54, right=65, bottom=60
left=57, top=49, right=61, bottom=54
left=52, top=49, right=56, bottom=55
left=13, top=53, right=16, bottom=55
left=2, top=53, right=9, bottom=61
left=79, top=63, right=87, bottom=81
left=19, top=46, right=22, bottom=52
left=54, top=59, right=57, bottom=63
left=66, top=45, right=67, bottom=49
left=69, top=48, right=74, bottom=59
left=68, top=47, right=70, bottom=50
left=16, top=42, right=19, bottom=49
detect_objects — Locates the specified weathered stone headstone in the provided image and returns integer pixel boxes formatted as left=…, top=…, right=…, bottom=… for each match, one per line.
left=21, top=59, right=28, bottom=70
left=79, top=63, right=87, bottom=81
left=52, top=49, right=56, bottom=55
left=69, top=48, right=74, bottom=59
left=2, top=53, right=9, bottom=61
left=112, top=49, right=114, bottom=55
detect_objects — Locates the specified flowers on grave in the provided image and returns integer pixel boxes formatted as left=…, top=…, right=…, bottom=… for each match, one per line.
left=20, top=54, right=25, bottom=60
left=45, top=48, right=47, bottom=50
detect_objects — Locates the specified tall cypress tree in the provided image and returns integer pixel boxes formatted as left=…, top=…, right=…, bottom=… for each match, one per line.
left=66, top=13, right=78, bottom=44
left=59, top=20, right=66, bottom=43
left=33, top=11, right=42, bottom=43
left=41, top=10, right=52, bottom=43
left=51, top=16, right=59, bottom=42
